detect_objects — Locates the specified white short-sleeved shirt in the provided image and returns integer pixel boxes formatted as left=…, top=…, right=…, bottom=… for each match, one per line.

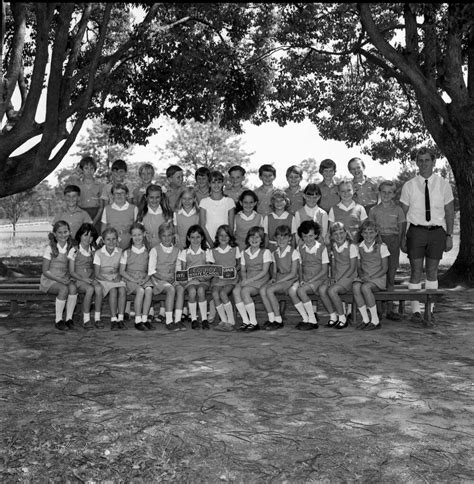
left=240, top=248, right=272, bottom=265
left=101, top=202, right=139, bottom=223
left=67, top=245, right=91, bottom=261
left=299, top=243, right=330, bottom=264
left=93, top=246, right=120, bottom=264
left=207, top=245, right=241, bottom=263
left=272, top=245, right=300, bottom=262
left=199, top=196, right=235, bottom=239
left=358, top=240, right=390, bottom=258
left=120, top=245, right=147, bottom=265
left=400, top=174, right=454, bottom=229
left=333, top=240, right=359, bottom=258
left=43, top=243, right=68, bottom=260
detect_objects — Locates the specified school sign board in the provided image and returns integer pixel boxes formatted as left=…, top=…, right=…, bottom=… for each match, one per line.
left=175, top=265, right=236, bottom=282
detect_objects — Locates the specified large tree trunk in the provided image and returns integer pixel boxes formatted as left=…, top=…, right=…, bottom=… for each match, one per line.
left=439, top=151, right=474, bottom=287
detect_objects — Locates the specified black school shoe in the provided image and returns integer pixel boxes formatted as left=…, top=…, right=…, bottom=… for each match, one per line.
left=144, top=321, right=156, bottom=331
left=65, top=319, right=76, bottom=330
left=55, top=320, right=67, bottom=331
left=268, top=322, right=284, bottom=330
left=117, top=320, right=127, bottom=330
left=191, top=319, right=200, bottom=329
left=135, top=322, right=147, bottom=331
left=246, top=323, right=260, bottom=332
left=110, top=320, right=119, bottom=331
left=298, top=322, right=318, bottom=331
left=201, top=319, right=210, bottom=330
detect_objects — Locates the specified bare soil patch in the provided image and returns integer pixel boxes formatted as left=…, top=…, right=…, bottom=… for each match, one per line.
left=1, top=259, right=473, bottom=482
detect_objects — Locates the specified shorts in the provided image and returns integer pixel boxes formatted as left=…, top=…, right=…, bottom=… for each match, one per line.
left=407, top=225, right=446, bottom=260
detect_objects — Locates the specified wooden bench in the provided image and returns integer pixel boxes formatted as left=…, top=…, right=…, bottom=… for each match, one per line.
left=0, top=280, right=445, bottom=325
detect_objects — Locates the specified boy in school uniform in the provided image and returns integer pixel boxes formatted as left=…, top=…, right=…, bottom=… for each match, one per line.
left=194, top=166, right=211, bottom=204
left=224, top=165, right=248, bottom=203
left=284, top=165, right=305, bottom=215
left=131, top=162, right=156, bottom=212
left=348, top=157, right=379, bottom=214
left=53, top=185, right=93, bottom=239
left=100, top=159, right=129, bottom=207
left=317, top=158, right=340, bottom=213
left=76, top=156, right=103, bottom=231
left=164, top=165, right=185, bottom=211
left=369, top=180, right=407, bottom=320
left=254, top=164, right=277, bottom=217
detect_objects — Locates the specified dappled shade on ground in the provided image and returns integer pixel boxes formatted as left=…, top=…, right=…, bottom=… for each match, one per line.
left=1, top=287, right=473, bottom=481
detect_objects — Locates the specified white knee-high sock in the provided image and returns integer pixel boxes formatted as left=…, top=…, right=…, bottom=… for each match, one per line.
left=294, top=302, right=309, bottom=322
left=223, top=302, right=235, bottom=325
left=55, top=298, right=66, bottom=322
left=199, top=301, right=208, bottom=320
left=188, top=302, right=197, bottom=320
left=358, top=305, right=370, bottom=323
left=65, top=294, right=77, bottom=320
left=235, top=302, right=250, bottom=325
left=368, top=305, right=379, bottom=324
left=408, top=283, right=422, bottom=313
left=216, top=304, right=228, bottom=323
left=245, top=302, right=257, bottom=325
left=303, top=301, right=317, bottom=324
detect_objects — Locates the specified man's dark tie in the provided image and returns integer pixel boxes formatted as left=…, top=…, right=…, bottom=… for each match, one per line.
left=425, top=179, right=431, bottom=222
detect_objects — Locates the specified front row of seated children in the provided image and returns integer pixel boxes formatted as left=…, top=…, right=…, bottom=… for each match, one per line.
left=40, top=217, right=390, bottom=332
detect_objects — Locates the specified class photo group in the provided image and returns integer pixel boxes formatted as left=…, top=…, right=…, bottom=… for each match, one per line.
left=42, top=146, right=454, bottom=333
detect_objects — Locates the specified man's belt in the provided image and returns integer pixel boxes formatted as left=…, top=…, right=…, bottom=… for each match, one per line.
left=411, top=225, right=442, bottom=230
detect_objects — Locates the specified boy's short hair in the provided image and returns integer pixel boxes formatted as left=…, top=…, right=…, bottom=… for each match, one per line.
left=111, top=183, right=129, bottom=194
left=297, top=220, right=321, bottom=239
left=286, top=165, right=303, bottom=178
left=378, top=180, right=396, bottom=191
left=319, top=158, right=337, bottom=174
left=195, top=166, right=211, bottom=180
left=166, top=165, right=183, bottom=178
left=138, top=162, right=155, bottom=177
left=228, top=165, right=246, bottom=176
left=274, top=224, right=292, bottom=237
left=338, top=179, right=353, bottom=191
left=79, top=156, right=97, bottom=171
left=210, top=170, right=224, bottom=182
left=258, top=164, right=276, bottom=177
left=111, top=159, right=128, bottom=172
left=347, top=157, right=365, bottom=170
left=64, top=184, right=81, bottom=195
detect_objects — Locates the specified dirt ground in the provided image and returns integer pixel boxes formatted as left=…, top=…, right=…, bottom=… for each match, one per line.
left=1, top=259, right=474, bottom=482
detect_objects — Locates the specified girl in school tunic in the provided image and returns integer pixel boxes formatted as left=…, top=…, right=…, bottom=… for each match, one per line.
left=177, top=224, right=212, bottom=329
left=40, top=220, right=78, bottom=331
left=101, top=183, right=138, bottom=250
left=234, top=189, right=264, bottom=251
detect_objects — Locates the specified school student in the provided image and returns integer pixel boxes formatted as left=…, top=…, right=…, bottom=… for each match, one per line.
left=260, top=225, right=300, bottom=330
left=40, top=221, right=78, bottom=331
left=148, top=222, right=186, bottom=331
left=233, top=226, right=272, bottom=332
left=68, top=223, right=100, bottom=330
left=289, top=220, right=329, bottom=330
left=93, top=227, right=127, bottom=330
left=119, top=223, right=155, bottom=331
left=208, top=225, right=241, bottom=332
left=353, top=220, right=390, bottom=330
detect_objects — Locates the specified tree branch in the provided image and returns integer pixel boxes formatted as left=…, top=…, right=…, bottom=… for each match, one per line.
left=357, top=3, right=451, bottom=127
left=0, top=2, right=27, bottom=121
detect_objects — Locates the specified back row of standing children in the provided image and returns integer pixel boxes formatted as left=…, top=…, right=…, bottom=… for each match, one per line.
left=42, top=156, right=406, bottom=331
